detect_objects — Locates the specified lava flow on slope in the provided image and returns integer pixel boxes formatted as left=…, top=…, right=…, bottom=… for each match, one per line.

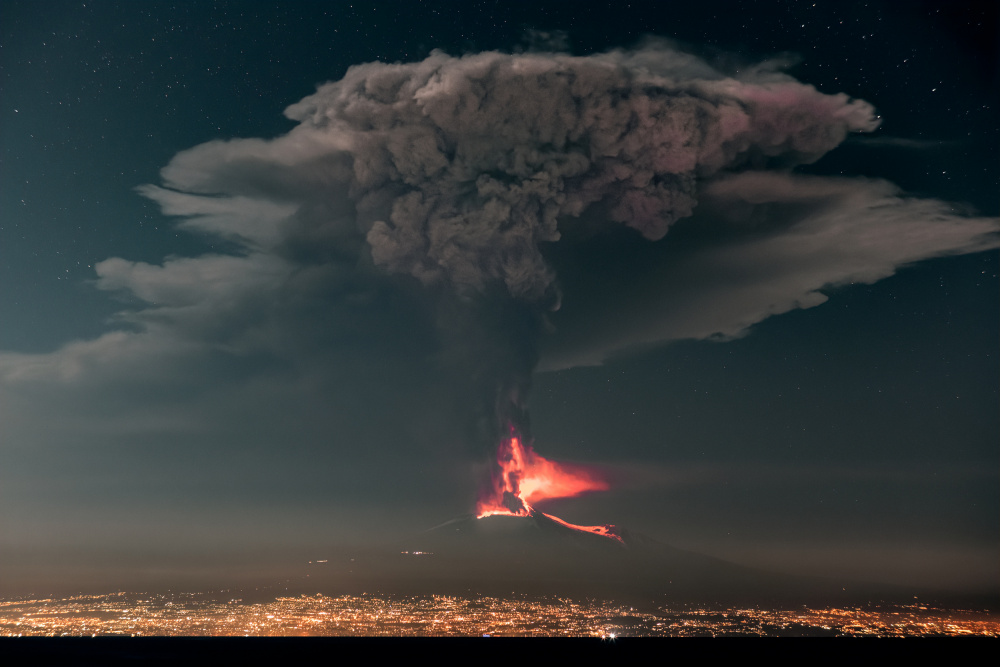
left=476, top=426, right=623, bottom=543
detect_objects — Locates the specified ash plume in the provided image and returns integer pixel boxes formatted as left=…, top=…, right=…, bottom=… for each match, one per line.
left=334, top=43, right=874, bottom=439
left=143, top=42, right=883, bottom=448
left=288, top=44, right=878, bottom=305
left=82, top=41, right=994, bottom=465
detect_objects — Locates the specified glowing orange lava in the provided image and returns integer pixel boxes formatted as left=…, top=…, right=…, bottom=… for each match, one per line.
left=476, top=429, right=623, bottom=543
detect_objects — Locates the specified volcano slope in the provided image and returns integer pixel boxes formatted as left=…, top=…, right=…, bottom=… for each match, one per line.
left=304, top=513, right=918, bottom=607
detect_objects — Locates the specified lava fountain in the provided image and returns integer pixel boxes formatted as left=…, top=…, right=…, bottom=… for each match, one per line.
left=476, top=424, right=623, bottom=543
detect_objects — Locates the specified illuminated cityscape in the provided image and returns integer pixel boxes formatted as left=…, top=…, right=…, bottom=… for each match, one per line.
left=2, top=592, right=996, bottom=637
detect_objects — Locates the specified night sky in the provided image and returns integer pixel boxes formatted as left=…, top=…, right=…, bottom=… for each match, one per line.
left=1, top=1, right=997, bottom=597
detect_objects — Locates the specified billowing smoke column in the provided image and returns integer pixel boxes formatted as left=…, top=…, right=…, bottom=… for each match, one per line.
left=281, top=45, right=878, bottom=518
left=147, top=43, right=883, bottom=523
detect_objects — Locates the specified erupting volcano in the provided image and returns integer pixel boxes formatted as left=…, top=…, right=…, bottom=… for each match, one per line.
left=476, top=425, right=623, bottom=544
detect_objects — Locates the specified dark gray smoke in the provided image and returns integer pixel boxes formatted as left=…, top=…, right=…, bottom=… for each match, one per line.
left=280, top=44, right=878, bottom=445
left=152, top=43, right=879, bottom=313
left=290, top=45, right=878, bottom=306
left=128, top=43, right=994, bottom=459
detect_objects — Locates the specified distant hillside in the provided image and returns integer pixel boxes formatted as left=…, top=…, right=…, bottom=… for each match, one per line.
left=299, top=513, right=914, bottom=606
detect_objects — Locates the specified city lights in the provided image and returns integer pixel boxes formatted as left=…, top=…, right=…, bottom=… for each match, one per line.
left=2, top=592, right=996, bottom=637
